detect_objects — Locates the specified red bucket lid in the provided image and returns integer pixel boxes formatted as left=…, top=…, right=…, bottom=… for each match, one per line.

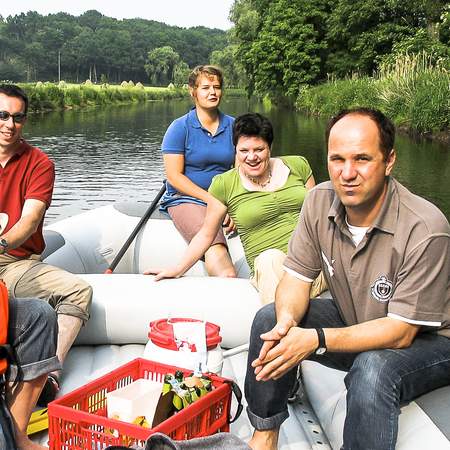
left=148, top=318, right=222, bottom=351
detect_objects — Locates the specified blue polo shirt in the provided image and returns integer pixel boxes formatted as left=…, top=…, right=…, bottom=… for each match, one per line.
left=160, top=107, right=235, bottom=210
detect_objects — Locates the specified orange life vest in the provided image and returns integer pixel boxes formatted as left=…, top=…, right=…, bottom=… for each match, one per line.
left=0, top=280, right=8, bottom=376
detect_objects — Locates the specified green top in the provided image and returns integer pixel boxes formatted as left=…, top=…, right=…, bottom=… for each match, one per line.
left=209, top=155, right=312, bottom=272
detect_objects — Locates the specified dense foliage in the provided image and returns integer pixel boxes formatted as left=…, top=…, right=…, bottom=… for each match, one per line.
left=229, top=0, right=450, bottom=101
left=296, top=53, right=449, bottom=134
left=0, top=10, right=227, bottom=85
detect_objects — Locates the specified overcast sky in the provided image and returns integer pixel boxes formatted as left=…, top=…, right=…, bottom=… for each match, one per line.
left=0, top=0, right=235, bottom=30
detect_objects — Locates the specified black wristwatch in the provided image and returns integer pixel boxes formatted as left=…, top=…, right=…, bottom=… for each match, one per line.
left=0, top=238, right=8, bottom=255
left=315, top=328, right=327, bottom=355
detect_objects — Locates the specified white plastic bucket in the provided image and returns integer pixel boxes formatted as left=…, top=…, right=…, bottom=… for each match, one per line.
left=143, top=318, right=224, bottom=374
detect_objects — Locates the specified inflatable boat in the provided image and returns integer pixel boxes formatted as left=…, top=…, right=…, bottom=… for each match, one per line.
left=33, top=201, right=450, bottom=449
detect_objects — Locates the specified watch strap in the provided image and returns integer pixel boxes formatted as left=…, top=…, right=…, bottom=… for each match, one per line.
left=315, top=327, right=326, bottom=353
left=0, top=239, right=7, bottom=254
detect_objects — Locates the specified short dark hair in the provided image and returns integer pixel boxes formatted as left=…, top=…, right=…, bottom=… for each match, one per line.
left=326, top=107, right=395, bottom=160
left=0, top=84, right=29, bottom=114
left=232, top=113, right=274, bottom=147
left=188, top=65, right=224, bottom=89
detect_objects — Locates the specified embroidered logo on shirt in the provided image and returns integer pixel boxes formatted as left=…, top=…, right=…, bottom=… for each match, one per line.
left=321, top=251, right=335, bottom=277
left=370, top=275, right=393, bottom=303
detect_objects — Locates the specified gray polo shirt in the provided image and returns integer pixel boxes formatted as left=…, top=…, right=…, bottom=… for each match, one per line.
left=284, top=177, right=450, bottom=338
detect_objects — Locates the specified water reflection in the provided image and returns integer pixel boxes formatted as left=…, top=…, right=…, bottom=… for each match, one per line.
left=23, top=99, right=449, bottom=223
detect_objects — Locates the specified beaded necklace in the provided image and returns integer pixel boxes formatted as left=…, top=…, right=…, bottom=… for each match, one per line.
left=240, top=165, right=272, bottom=188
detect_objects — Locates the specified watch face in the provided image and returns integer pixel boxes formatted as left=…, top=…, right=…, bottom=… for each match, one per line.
left=316, top=347, right=326, bottom=355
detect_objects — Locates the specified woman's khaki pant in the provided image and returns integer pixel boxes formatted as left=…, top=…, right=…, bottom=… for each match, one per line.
left=251, top=249, right=327, bottom=304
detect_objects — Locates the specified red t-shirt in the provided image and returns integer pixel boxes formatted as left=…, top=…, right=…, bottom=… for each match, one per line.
left=0, top=140, right=55, bottom=258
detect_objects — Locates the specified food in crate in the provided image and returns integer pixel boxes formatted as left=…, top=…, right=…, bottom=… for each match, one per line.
left=48, top=358, right=237, bottom=449
left=152, top=370, right=213, bottom=427
left=106, top=369, right=213, bottom=429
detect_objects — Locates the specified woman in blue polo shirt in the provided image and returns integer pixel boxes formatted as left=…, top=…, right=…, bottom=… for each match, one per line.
left=160, top=65, right=236, bottom=277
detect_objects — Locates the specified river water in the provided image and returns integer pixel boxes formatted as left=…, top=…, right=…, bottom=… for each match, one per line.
left=23, top=98, right=449, bottom=223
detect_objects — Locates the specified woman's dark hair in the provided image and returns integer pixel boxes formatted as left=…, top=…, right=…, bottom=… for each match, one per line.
left=326, top=107, right=395, bottom=160
left=232, top=113, right=274, bottom=147
left=0, top=84, right=28, bottom=114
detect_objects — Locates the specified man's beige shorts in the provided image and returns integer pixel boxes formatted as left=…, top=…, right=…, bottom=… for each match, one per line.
left=0, top=254, right=92, bottom=323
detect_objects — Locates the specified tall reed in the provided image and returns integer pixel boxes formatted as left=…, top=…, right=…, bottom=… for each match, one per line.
left=296, top=52, right=449, bottom=136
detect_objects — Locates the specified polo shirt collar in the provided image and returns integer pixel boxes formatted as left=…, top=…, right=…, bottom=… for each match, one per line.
left=370, top=177, right=398, bottom=234
left=15, top=139, right=30, bottom=156
left=328, top=193, right=347, bottom=232
left=3, top=140, right=30, bottom=166
left=327, top=177, right=398, bottom=235
left=187, top=107, right=228, bottom=134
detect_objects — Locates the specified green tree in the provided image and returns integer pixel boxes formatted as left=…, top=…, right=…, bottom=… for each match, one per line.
left=210, top=44, right=246, bottom=87
left=438, top=5, right=450, bottom=46
left=229, top=0, right=263, bottom=96
left=145, top=46, right=181, bottom=86
left=95, top=28, right=133, bottom=82
left=0, top=9, right=228, bottom=83
left=326, top=0, right=449, bottom=76
left=230, top=0, right=330, bottom=100
left=0, top=59, right=26, bottom=81
left=173, top=61, right=190, bottom=87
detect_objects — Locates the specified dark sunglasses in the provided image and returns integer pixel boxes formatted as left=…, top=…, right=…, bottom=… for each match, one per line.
left=0, top=111, right=27, bottom=124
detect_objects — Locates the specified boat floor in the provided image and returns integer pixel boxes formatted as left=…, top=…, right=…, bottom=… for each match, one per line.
left=32, top=348, right=331, bottom=449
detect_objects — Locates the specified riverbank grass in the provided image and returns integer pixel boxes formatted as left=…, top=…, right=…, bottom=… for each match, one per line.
left=296, top=53, right=449, bottom=136
left=20, top=82, right=187, bottom=112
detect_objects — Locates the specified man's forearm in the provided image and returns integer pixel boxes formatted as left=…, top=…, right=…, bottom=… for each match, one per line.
left=2, top=216, right=41, bottom=250
left=1, top=200, right=46, bottom=252
left=275, top=272, right=312, bottom=325
left=324, top=317, right=420, bottom=353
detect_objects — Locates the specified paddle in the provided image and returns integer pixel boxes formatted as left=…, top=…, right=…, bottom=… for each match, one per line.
left=105, top=181, right=166, bottom=274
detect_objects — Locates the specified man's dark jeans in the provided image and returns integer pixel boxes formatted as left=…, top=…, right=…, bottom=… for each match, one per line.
left=245, top=299, right=450, bottom=450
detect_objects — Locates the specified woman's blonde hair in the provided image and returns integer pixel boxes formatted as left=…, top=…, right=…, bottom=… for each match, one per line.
left=188, top=65, right=224, bottom=89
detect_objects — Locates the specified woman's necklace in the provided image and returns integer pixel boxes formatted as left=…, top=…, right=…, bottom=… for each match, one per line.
left=242, top=166, right=272, bottom=188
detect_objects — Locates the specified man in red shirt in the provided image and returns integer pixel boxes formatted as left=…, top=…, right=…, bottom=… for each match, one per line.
left=0, top=84, right=92, bottom=405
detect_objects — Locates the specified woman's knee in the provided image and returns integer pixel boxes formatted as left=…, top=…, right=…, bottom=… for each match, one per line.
left=205, top=244, right=236, bottom=278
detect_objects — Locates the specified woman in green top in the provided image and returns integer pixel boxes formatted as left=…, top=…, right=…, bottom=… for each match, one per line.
left=146, top=113, right=325, bottom=302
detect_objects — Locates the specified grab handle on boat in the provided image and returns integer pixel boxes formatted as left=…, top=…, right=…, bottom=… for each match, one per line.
left=222, top=343, right=249, bottom=359
left=226, top=380, right=243, bottom=424
left=105, top=181, right=166, bottom=274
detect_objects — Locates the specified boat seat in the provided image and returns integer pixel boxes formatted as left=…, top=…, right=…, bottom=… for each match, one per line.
left=74, top=274, right=262, bottom=349
left=301, top=360, right=450, bottom=449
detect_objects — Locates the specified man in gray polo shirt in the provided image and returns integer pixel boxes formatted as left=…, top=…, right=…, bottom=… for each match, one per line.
left=245, top=108, right=450, bottom=450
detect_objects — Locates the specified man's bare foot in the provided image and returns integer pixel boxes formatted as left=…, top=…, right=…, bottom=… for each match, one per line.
left=15, top=433, right=48, bottom=450
left=248, top=429, right=279, bottom=450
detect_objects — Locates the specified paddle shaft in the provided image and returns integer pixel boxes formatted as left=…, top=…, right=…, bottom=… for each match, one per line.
left=105, top=182, right=166, bottom=273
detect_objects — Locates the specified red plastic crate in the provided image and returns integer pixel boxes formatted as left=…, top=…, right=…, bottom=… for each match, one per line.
left=48, top=358, right=233, bottom=449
